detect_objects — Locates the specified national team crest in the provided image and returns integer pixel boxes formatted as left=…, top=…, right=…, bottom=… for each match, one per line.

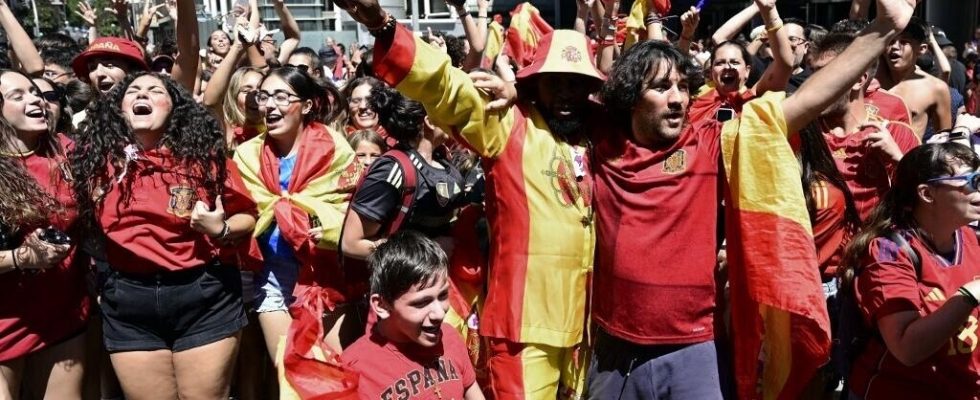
left=561, top=46, right=582, bottom=63
left=662, top=149, right=687, bottom=175
left=167, top=186, right=197, bottom=218
left=436, top=182, right=451, bottom=207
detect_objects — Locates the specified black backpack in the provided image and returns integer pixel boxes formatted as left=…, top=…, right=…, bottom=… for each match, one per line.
left=833, top=230, right=921, bottom=379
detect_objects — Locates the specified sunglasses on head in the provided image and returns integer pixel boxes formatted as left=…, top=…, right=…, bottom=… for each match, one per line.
left=927, top=171, right=980, bottom=192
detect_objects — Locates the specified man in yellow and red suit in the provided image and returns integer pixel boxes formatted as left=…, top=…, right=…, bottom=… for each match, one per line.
left=333, top=4, right=604, bottom=400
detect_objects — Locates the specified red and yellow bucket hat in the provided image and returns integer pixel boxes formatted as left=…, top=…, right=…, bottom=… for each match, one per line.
left=514, top=29, right=606, bottom=86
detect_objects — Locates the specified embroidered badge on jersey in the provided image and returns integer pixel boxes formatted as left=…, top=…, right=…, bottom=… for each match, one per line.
left=662, top=149, right=687, bottom=174
left=543, top=149, right=580, bottom=208
left=167, top=186, right=197, bottom=218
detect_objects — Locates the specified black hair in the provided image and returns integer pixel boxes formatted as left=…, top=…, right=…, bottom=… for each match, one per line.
left=444, top=35, right=467, bottom=68
left=354, top=48, right=375, bottom=78
left=798, top=123, right=860, bottom=228
left=807, top=24, right=828, bottom=44
left=207, top=29, right=231, bottom=51
left=602, top=40, right=700, bottom=129
left=264, top=66, right=335, bottom=124
left=35, top=33, right=82, bottom=55
left=901, top=16, right=928, bottom=43
left=64, top=79, right=95, bottom=117
left=341, top=75, right=383, bottom=127
left=842, top=143, right=980, bottom=281
left=71, top=72, right=227, bottom=229
left=830, top=19, right=869, bottom=36
left=710, top=40, right=751, bottom=67
left=40, top=46, right=77, bottom=74
left=289, top=47, right=323, bottom=76
left=156, top=37, right=179, bottom=59
left=814, top=32, right=878, bottom=81
left=369, top=84, right=425, bottom=145
left=369, top=230, right=449, bottom=303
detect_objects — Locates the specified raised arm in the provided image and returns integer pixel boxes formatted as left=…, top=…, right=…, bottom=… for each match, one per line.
left=455, top=0, right=484, bottom=71
left=850, top=0, right=871, bottom=21
left=596, top=0, right=621, bottom=75
left=108, top=0, right=136, bottom=40
left=678, top=7, right=700, bottom=54
left=332, top=0, right=515, bottom=158
left=928, top=30, right=952, bottom=82
left=750, top=0, right=793, bottom=94
left=203, top=28, right=255, bottom=110
left=245, top=0, right=267, bottom=68
left=0, top=0, right=43, bottom=75
left=711, top=2, right=758, bottom=45
left=74, top=1, right=99, bottom=42
left=171, top=0, right=200, bottom=90
left=783, top=0, right=918, bottom=133
left=573, top=0, right=593, bottom=34
left=135, top=0, right=167, bottom=41
left=274, top=0, right=302, bottom=65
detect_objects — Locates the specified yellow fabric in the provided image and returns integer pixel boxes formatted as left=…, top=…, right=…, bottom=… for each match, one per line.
left=720, top=91, right=811, bottom=233
left=509, top=3, right=547, bottom=49
left=624, top=0, right=648, bottom=49
left=533, top=30, right=604, bottom=81
left=389, top=32, right=594, bottom=347
left=490, top=341, right=587, bottom=399
left=232, top=128, right=358, bottom=249
left=483, top=21, right=505, bottom=66
left=276, top=335, right=331, bottom=400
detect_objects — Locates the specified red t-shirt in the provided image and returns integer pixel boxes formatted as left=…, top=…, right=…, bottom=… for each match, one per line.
left=98, top=149, right=258, bottom=273
left=849, top=228, right=980, bottom=400
left=810, top=179, right=853, bottom=280
left=0, top=138, right=89, bottom=361
left=823, top=122, right=918, bottom=221
left=342, top=324, right=476, bottom=399
left=592, top=120, right=723, bottom=345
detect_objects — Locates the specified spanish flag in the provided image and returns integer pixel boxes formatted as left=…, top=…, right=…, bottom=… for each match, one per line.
left=233, top=122, right=362, bottom=399
left=481, top=21, right=505, bottom=69
left=502, top=2, right=553, bottom=68
left=721, top=92, right=832, bottom=400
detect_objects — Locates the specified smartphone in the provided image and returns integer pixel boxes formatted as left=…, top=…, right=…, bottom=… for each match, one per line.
left=39, top=226, right=71, bottom=246
left=715, top=107, right=735, bottom=122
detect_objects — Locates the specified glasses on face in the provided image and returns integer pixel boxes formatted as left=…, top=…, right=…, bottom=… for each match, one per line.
left=42, top=69, right=73, bottom=80
left=287, top=64, right=310, bottom=73
left=255, top=90, right=301, bottom=107
left=927, top=171, right=980, bottom=192
left=40, top=91, right=61, bottom=103
left=788, top=36, right=808, bottom=45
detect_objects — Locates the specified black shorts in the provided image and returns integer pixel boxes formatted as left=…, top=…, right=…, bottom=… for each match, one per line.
left=101, top=262, right=247, bottom=353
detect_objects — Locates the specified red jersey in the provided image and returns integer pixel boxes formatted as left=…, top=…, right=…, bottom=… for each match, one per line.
left=98, top=149, right=258, bottom=273
left=342, top=324, right=476, bottom=399
left=823, top=121, right=918, bottom=221
left=0, top=138, right=89, bottom=361
left=850, top=228, right=980, bottom=399
left=592, top=119, right=723, bottom=345
left=865, top=79, right=912, bottom=127
left=810, top=180, right=853, bottom=280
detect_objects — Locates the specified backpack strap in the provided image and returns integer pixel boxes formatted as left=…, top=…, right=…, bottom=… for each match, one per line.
left=383, top=150, right=419, bottom=236
left=883, top=230, right=922, bottom=279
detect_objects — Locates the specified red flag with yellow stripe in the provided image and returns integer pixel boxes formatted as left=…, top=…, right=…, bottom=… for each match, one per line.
left=502, top=2, right=553, bottom=68
left=481, top=21, right=505, bottom=69
left=720, top=92, right=832, bottom=400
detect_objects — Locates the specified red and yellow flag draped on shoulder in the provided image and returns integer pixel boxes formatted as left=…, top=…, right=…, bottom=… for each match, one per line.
left=233, top=122, right=362, bottom=399
left=720, top=92, right=832, bottom=399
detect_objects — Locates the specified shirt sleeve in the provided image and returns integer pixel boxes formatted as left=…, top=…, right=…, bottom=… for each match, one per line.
left=856, top=237, right=921, bottom=324
left=350, top=157, right=402, bottom=224
left=372, top=24, right=516, bottom=159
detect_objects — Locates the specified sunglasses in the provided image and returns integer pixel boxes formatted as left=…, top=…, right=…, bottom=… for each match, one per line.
left=286, top=64, right=310, bottom=73
left=40, top=90, right=61, bottom=103
left=927, top=171, right=980, bottom=192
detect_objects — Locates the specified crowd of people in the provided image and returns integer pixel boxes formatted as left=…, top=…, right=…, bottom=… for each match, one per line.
left=1, top=0, right=979, bottom=398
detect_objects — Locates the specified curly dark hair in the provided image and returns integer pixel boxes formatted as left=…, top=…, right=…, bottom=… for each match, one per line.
left=369, top=84, right=425, bottom=144
left=71, top=72, right=227, bottom=228
left=601, top=40, right=701, bottom=129
left=444, top=35, right=467, bottom=68
left=0, top=70, right=66, bottom=226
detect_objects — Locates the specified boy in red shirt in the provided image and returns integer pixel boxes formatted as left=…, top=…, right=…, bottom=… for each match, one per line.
left=342, top=231, right=484, bottom=400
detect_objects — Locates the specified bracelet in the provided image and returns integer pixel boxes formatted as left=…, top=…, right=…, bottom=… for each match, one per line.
left=960, top=287, right=980, bottom=307
left=766, top=21, right=784, bottom=34
left=217, top=221, right=230, bottom=240
left=368, top=13, right=397, bottom=37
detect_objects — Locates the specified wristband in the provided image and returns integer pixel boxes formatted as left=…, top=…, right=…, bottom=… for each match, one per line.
left=766, top=21, right=784, bottom=34
left=368, top=13, right=397, bottom=37
left=960, top=286, right=980, bottom=307
left=217, top=221, right=231, bottom=240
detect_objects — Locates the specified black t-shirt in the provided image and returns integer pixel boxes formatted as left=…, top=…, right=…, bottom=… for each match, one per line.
left=351, top=150, right=466, bottom=237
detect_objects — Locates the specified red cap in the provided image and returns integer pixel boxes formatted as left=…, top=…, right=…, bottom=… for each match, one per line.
left=71, top=37, right=149, bottom=80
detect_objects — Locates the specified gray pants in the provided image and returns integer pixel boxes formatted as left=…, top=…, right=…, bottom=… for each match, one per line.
left=586, top=330, right=731, bottom=400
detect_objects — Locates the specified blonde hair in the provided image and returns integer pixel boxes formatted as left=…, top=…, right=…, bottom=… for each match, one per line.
left=348, top=129, right=387, bottom=153
left=222, top=67, right=266, bottom=127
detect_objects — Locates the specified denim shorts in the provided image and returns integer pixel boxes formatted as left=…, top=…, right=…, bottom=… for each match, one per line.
left=101, top=263, right=248, bottom=353
left=253, top=257, right=299, bottom=313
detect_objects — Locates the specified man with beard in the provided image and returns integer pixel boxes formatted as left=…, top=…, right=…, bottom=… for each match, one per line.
left=328, top=2, right=602, bottom=395
left=876, top=16, right=952, bottom=138
left=587, top=0, right=917, bottom=397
